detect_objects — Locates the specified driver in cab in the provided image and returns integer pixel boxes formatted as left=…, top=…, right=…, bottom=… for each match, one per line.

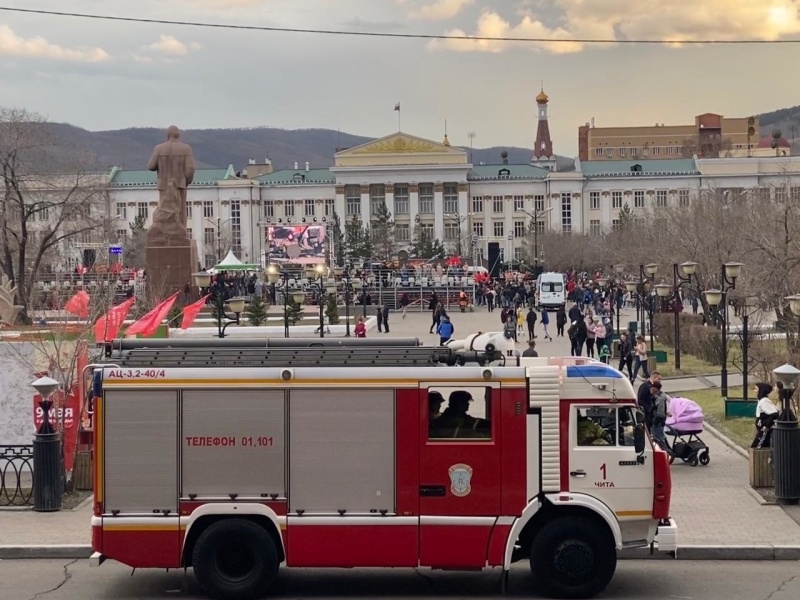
left=578, top=413, right=612, bottom=446
left=431, top=391, right=489, bottom=439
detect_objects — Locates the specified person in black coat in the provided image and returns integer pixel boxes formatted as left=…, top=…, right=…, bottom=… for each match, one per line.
left=526, top=307, right=538, bottom=340
left=637, top=372, right=662, bottom=429
left=381, top=304, right=390, bottom=333
left=376, top=304, right=385, bottom=332
left=556, top=306, right=567, bottom=337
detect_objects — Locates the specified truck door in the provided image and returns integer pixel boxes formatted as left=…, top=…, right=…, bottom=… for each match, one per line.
left=418, top=383, right=502, bottom=569
left=567, top=405, right=655, bottom=521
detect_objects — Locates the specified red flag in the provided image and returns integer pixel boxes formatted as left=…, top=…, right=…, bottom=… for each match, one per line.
left=126, top=292, right=180, bottom=337
left=93, top=297, right=135, bottom=343
left=64, top=290, right=91, bottom=318
left=180, top=294, right=210, bottom=330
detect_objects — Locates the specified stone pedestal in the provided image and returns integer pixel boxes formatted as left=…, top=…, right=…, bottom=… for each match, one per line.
left=146, top=241, right=198, bottom=302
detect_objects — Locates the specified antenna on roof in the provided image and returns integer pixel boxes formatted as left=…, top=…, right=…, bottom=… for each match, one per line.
left=468, top=132, right=476, bottom=163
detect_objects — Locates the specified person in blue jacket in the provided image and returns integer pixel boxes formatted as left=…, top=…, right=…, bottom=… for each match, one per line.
left=437, top=315, right=454, bottom=345
left=540, top=309, right=552, bottom=341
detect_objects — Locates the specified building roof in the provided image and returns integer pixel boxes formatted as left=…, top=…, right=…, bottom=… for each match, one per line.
left=579, top=159, right=698, bottom=177
left=256, top=168, right=336, bottom=185
left=109, top=165, right=237, bottom=186
left=468, top=164, right=550, bottom=181
left=536, top=90, right=549, bottom=104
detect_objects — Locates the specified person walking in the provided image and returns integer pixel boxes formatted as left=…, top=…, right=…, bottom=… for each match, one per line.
left=503, top=314, right=517, bottom=343
left=526, top=307, right=538, bottom=341
left=556, top=306, right=567, bottom=337
left=637, top=371, right=661, bottom=430
left=436, top=315, right=455, bottom=345
left=516, top=308, right=526, bottom=336
left=592, top=318, right=606, bottom=356
left=540, top=309, right=552, bottom=341
left=400, top=293, right=410, bottom=319
left=618, top=331, right=634, bottom=380
left=486, top=287, right=495, bottom=312
left=632, top=334, right=650, bottom=381
left=429, top=302, right=442, bottom=334
left=584, top=311, right=596, bottom=358
left=354, top=317, right=367, bottom=338
left=573, top=318, right=587, bottom=357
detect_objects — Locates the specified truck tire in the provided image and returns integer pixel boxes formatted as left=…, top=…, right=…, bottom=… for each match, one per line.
left=192, top=519, right=279, bottom=600
left=529, top=516, right=616, bottom=599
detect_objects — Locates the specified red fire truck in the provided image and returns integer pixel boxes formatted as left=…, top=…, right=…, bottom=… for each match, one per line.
left=88, top=338, right=677, bottom=600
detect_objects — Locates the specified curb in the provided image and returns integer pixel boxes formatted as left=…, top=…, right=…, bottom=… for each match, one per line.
left=702, top=420, right=749, bottom=459
left=0, top=545, right=93, bottom=559
left=1, top=544, right=798, bottom=561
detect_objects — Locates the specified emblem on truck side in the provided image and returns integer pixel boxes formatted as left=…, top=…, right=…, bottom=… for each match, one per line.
left=449, top=463, right=473, bottom=497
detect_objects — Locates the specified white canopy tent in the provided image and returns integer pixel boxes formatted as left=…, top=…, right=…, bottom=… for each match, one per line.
left=209, top=250, right=260, bottom=273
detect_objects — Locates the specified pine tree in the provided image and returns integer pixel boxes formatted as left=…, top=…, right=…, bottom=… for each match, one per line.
left=618, top=203, right=636, bottom=231
left=325, top=293, right=340, bottom=325
left=285, top=296, right=303, bottom=325
left=247, top=294, right=269, bottom=326
left=124, top=214, right=148, bottom=268
left=345, top=216, right=372, bottom=259
left=331, top=211, right=345, bottom=267
left=370, top=202, right=395, bottom=260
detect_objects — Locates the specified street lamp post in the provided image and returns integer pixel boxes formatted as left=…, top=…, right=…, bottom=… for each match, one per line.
left=193, top=271, right=245, bottom=338
left=266, top=265, right=305, bottom=338
left=772, top=358, right=800, bottom=505
left=626, top=264, right=658, bottom=349
left=305, top=264, right=328, bottom=338
left=336, top=267, right=358, bottom=338
left=670, top=261, right=698, bottom=371
left=31, top=376, right=63, bottom=512
left=520, top=206, right=553, bottom=268
left=702, top=262, right=744, bottom=398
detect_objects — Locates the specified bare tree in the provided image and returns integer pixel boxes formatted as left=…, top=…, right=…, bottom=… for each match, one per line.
left=0, top=108, right=110, bottom=323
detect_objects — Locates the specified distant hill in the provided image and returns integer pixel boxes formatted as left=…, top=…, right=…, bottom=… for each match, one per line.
left=759, top=105, right=800, bottom=144
left=46, top=123, right=575, bottom=172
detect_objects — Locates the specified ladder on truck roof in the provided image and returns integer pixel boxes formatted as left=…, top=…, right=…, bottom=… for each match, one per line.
left=106, top=345, right=454, bottom=368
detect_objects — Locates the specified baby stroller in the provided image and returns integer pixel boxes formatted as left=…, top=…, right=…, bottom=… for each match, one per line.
left=664, top=396, right=710, bottom=467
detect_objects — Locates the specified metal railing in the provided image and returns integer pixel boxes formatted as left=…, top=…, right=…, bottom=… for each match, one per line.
left=0, top=445, right=34, bottom=507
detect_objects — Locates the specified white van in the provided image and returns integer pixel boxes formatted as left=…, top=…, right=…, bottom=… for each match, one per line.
left=536, top=272, right=566, bottom=309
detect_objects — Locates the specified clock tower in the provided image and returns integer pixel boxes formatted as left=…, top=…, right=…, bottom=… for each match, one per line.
left=532, top=88, right=557, bottom=171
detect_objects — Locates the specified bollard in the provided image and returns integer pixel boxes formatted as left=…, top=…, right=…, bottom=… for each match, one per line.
left=31, top=389, right=63, bottom=512
left=773, top=422, right=800, bottom=505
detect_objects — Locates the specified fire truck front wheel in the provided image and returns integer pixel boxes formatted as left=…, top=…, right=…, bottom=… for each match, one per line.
left=529, top=516, right=616, bottom=599
left=192, top=519, right=279, bottom=600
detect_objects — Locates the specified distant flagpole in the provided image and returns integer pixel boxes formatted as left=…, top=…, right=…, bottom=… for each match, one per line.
left=394, top=102, right=401, bottom=131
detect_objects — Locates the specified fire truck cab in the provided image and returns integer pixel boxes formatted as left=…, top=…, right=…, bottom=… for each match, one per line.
left=88, top=338, right=677, bottom=600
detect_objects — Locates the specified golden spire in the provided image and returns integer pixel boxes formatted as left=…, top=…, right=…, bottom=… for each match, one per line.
left=536, top=87, right=549, bottom=104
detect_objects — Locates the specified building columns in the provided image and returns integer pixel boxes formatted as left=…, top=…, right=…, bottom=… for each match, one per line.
left=433, top=183, right=444, bottom=243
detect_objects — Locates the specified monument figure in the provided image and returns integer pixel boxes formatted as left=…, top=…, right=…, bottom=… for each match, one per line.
left=147, top=125, right=195, bottom=245
left=145, top=126, right=199, bottom=299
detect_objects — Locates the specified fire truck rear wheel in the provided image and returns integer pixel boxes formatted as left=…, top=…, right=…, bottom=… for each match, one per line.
left=529, top=516, right=616, bottom=599
left=192, top=519, right=279, bottom=600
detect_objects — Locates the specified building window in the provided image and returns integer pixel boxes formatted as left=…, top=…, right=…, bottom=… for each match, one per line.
left=642, top=146, right=650, bottom=157
left=204, top=228, right=214, bottom=245
left=493, top=221, right=504, bottom=237
left=594, top=148, right=604, bottom=156
left=38, top=205, right=49, bottom=221
left=589, top=220, right=602, bottom=236
left=473, top=222, right=484, bottom=237
left=533, top=220, right=545, bottom=233
left=619, top=148, right=626, bottom=157
left=396, top=224, right=409, bottom=241
left=513, top=220, right=526, bottom=238
left=630, top=147, right=637, bottom=157
left=203, top=200, right=214, bottom=218
left=419, top=184, right=435, bottom=214
left=534, top=195, right=545, bottom=211
left=791, top=187, right=800, bottom=202
left=186, top=228, right=192, bottom=240
left=514, top=247, right=525, bottom=261
left=116, top=229, right=127, bottom=242
left=606, top=148, right=613, bottom=157
left=471, top=196, right=484, bottom=213
left=561, top=193, right=572, bottom=233
left=757, top=187, right=771, bottom=202
left=304, top=199, right=315, bottom=217
left=612, top=191, right=623, bottom=210
left=444, top=223, right=459, bottom=240
left=370, top=184, right=386, bottom=216
left=346, top=185, right=361, bottom=215
left=285, top=201, right=295, bottom=217
left=666, top=146, right=675, bottom=155
left=325, top=198, right=335, bottom=216
left=652, top=147, right=660, bottom=156
left=116, top=203, right=126, bottom=220
left=513, top=195, right=524, bottom=212
left=679, top=190, right=690, bottom=207
left=656, top=190, right=668, bottom=207
left=419, top=223, right=433, bottom=241
left=775, top=187, right=788, bottom=203
left=611, top=219, right=621, bottom=231
left=186, top=203, right=192, bottom=219
left=443, top=184, right=459, bottom=214
left=634, top=191, right=645, bottom=209
left=589, top=191, right=600, bottom=211
left=264, top=201, right=274, bottom=218
left=230, top=200, right=241, bottom=252
left=394, top=186, right=409, bottom=215
left=492, top=196, right=503, bottom=213
left=137, top=202, right=148, bottom=220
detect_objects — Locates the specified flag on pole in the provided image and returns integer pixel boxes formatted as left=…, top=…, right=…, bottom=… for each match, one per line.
left=180, top=294, right=210, bottom=330
left=64, top=290, right=91, bottom=318
left=125, top=292, right=180, bottom=338
left=93, top=297, right=136, bottom=343
left=394, top=102, right=400, bottom=111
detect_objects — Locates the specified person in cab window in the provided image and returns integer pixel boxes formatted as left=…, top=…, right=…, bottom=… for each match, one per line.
left=432, top=391, right=489, bottom=439
left=428, top=391, right=445, bottom=422
left=577, top=413, right=611, bottom=446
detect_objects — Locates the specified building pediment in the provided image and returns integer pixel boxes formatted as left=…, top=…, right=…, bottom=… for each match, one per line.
left=334, top=132, right=468, bottom=168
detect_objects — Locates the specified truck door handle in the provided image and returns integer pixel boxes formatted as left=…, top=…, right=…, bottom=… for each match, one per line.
left=570, top=470, right=586, bottom=478
left=420, top=485, right=446, bottom=497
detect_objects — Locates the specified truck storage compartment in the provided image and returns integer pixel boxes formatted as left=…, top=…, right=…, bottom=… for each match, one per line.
left=181, top=389, right=286, bottom=499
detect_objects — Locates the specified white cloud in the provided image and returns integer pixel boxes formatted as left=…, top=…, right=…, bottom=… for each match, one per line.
left=398, top=0, right=474, bottom=20
left=429, top=0, right=800, bottom=54
left=147, top=35, right=203, bottom=57
left=0, top=25, right=110, bottom=62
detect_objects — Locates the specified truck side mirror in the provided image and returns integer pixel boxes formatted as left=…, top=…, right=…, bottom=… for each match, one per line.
left=634, top=424, right=646, bottom=455
left=634, top=409, right=645, bottom=425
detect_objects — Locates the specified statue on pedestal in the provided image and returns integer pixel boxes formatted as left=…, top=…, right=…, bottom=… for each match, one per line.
left=146, top=125, right=195, bottom=247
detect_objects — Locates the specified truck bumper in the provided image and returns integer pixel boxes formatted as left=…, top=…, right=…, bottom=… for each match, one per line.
left=654, top=518, right=678, bottom=556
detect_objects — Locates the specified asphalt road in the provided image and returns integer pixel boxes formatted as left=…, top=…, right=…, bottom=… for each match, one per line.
left=1, top=559, right=798, bottom=600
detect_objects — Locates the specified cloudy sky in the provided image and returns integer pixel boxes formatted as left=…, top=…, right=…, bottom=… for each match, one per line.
left=0, top=0, right=797, bottom=156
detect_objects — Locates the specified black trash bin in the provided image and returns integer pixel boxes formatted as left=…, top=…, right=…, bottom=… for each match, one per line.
left=773, top=422, right=800, bottom=505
